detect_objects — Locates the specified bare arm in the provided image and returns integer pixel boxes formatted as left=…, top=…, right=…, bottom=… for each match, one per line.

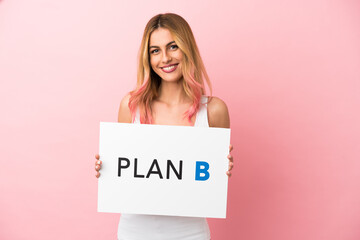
left=207, top=96, right=230, bottom=128
left=118, top=94, right=132, bottom=123
left=207, top=96, right=233, bottom=177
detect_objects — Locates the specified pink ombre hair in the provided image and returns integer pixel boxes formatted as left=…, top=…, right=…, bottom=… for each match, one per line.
left=128, top=13, right=212, bottom=124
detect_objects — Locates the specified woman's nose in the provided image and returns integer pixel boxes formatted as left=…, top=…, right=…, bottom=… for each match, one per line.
left=161, top=51, right=172, bottom=63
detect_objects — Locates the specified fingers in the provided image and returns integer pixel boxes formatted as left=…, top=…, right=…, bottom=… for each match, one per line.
left=228, top=154, right=233, bottom=163
left=95, top=154, right=102, bottom=178
left=227, top=155, right=234, bottom=177
left=227, top=144, right=234, bottom=178
left=229, top=144, right=233, bottom=153
left=95, top=164, right=101, bottom=171
left=228, top=161, right=234, bottom=171
left=228, top=153, right=233, bottom=168
left=95, top=163, right=102, bottom=178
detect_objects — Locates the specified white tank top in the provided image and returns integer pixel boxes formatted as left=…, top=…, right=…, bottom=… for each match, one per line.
left=117, top=96, right=211, bottom=240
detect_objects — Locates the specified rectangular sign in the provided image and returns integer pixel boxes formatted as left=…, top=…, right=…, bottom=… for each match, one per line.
left=98, top=122, right=231, bottom=218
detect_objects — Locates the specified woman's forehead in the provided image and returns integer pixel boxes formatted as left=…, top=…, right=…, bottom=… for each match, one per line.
left=149, top=28, right=175, bottom=46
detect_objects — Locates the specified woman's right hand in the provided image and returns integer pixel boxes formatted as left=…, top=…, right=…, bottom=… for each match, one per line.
left=95, top=154, right=102, bottom=178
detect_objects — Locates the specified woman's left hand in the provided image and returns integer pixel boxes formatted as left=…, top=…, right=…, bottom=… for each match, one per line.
left=226, top=144, right=234, bottom=177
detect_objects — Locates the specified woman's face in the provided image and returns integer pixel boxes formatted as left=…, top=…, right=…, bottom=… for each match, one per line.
left=149, top=28, right=183, bottom=83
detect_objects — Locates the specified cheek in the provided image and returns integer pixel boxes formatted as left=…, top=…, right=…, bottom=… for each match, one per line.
left=149, top=57, right=157, bottom=70
left=176, top=53, right=183, bottom=67
left=174, top=51, right=184, bottom=62
left=150, top=61, right=157, bottom=72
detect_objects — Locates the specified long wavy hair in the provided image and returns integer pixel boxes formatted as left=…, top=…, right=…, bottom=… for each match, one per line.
left=128, top=13, right=212, bottom=124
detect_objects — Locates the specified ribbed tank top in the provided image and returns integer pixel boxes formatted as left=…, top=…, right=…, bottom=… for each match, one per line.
left=117, top=96, right=211, bottom=240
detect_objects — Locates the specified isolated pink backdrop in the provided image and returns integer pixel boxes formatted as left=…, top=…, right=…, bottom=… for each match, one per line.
left=1, top=0, right=360, bottom=239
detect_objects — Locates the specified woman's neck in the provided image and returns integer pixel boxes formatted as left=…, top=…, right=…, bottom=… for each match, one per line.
left=157, top=79, right=190, bottom=105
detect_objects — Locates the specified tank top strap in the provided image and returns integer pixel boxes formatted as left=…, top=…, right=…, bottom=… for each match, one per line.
left=194, top=96, right=209, bottom=127
left=133, top=107, right=140, bottom=124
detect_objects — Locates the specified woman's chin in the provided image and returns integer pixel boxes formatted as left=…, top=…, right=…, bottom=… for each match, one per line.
left=160, top=76, right=183, bottom=83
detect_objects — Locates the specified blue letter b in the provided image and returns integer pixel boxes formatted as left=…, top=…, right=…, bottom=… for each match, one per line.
left=195, top=161, right=210, bottom=181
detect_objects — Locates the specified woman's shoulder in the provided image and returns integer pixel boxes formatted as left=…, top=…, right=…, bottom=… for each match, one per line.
left=118, top=93, right=132, bottom=123
left=206, top=96, right=230, bottom=128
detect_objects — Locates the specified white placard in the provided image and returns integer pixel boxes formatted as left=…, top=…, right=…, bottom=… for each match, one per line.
left=98, top=122, right=231, bottom=218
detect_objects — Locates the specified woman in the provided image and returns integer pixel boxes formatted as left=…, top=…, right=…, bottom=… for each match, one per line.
left=95, top=13, right=234, bottom=240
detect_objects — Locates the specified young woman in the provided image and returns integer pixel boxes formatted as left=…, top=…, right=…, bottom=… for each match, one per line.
left=95, top=13, right=234, bottom=240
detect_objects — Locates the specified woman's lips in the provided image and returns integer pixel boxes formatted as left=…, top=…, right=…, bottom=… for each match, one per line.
left=161, top=64, right=178, bottom=73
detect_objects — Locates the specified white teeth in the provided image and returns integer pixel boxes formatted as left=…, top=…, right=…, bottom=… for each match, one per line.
left=163, top=65, right=176, bottom=71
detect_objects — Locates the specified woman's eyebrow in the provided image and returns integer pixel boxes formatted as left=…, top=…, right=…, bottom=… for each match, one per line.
left=149, top=41, right=175, bottom=49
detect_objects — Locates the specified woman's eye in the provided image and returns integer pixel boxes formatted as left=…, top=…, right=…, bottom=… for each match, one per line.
left=170, top=45, right=178, bottom=50
left=151, top=49, right=159, bottom=54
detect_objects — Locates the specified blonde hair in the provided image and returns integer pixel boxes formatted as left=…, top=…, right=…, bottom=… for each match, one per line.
left=128, top=13, right=212, bottom=124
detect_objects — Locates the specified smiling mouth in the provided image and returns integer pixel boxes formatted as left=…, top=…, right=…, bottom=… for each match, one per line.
left=161, top=64, right=178, bottom=73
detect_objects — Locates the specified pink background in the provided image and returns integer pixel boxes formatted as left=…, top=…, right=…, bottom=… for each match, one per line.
left=1, top=0, right=359, bottom=239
